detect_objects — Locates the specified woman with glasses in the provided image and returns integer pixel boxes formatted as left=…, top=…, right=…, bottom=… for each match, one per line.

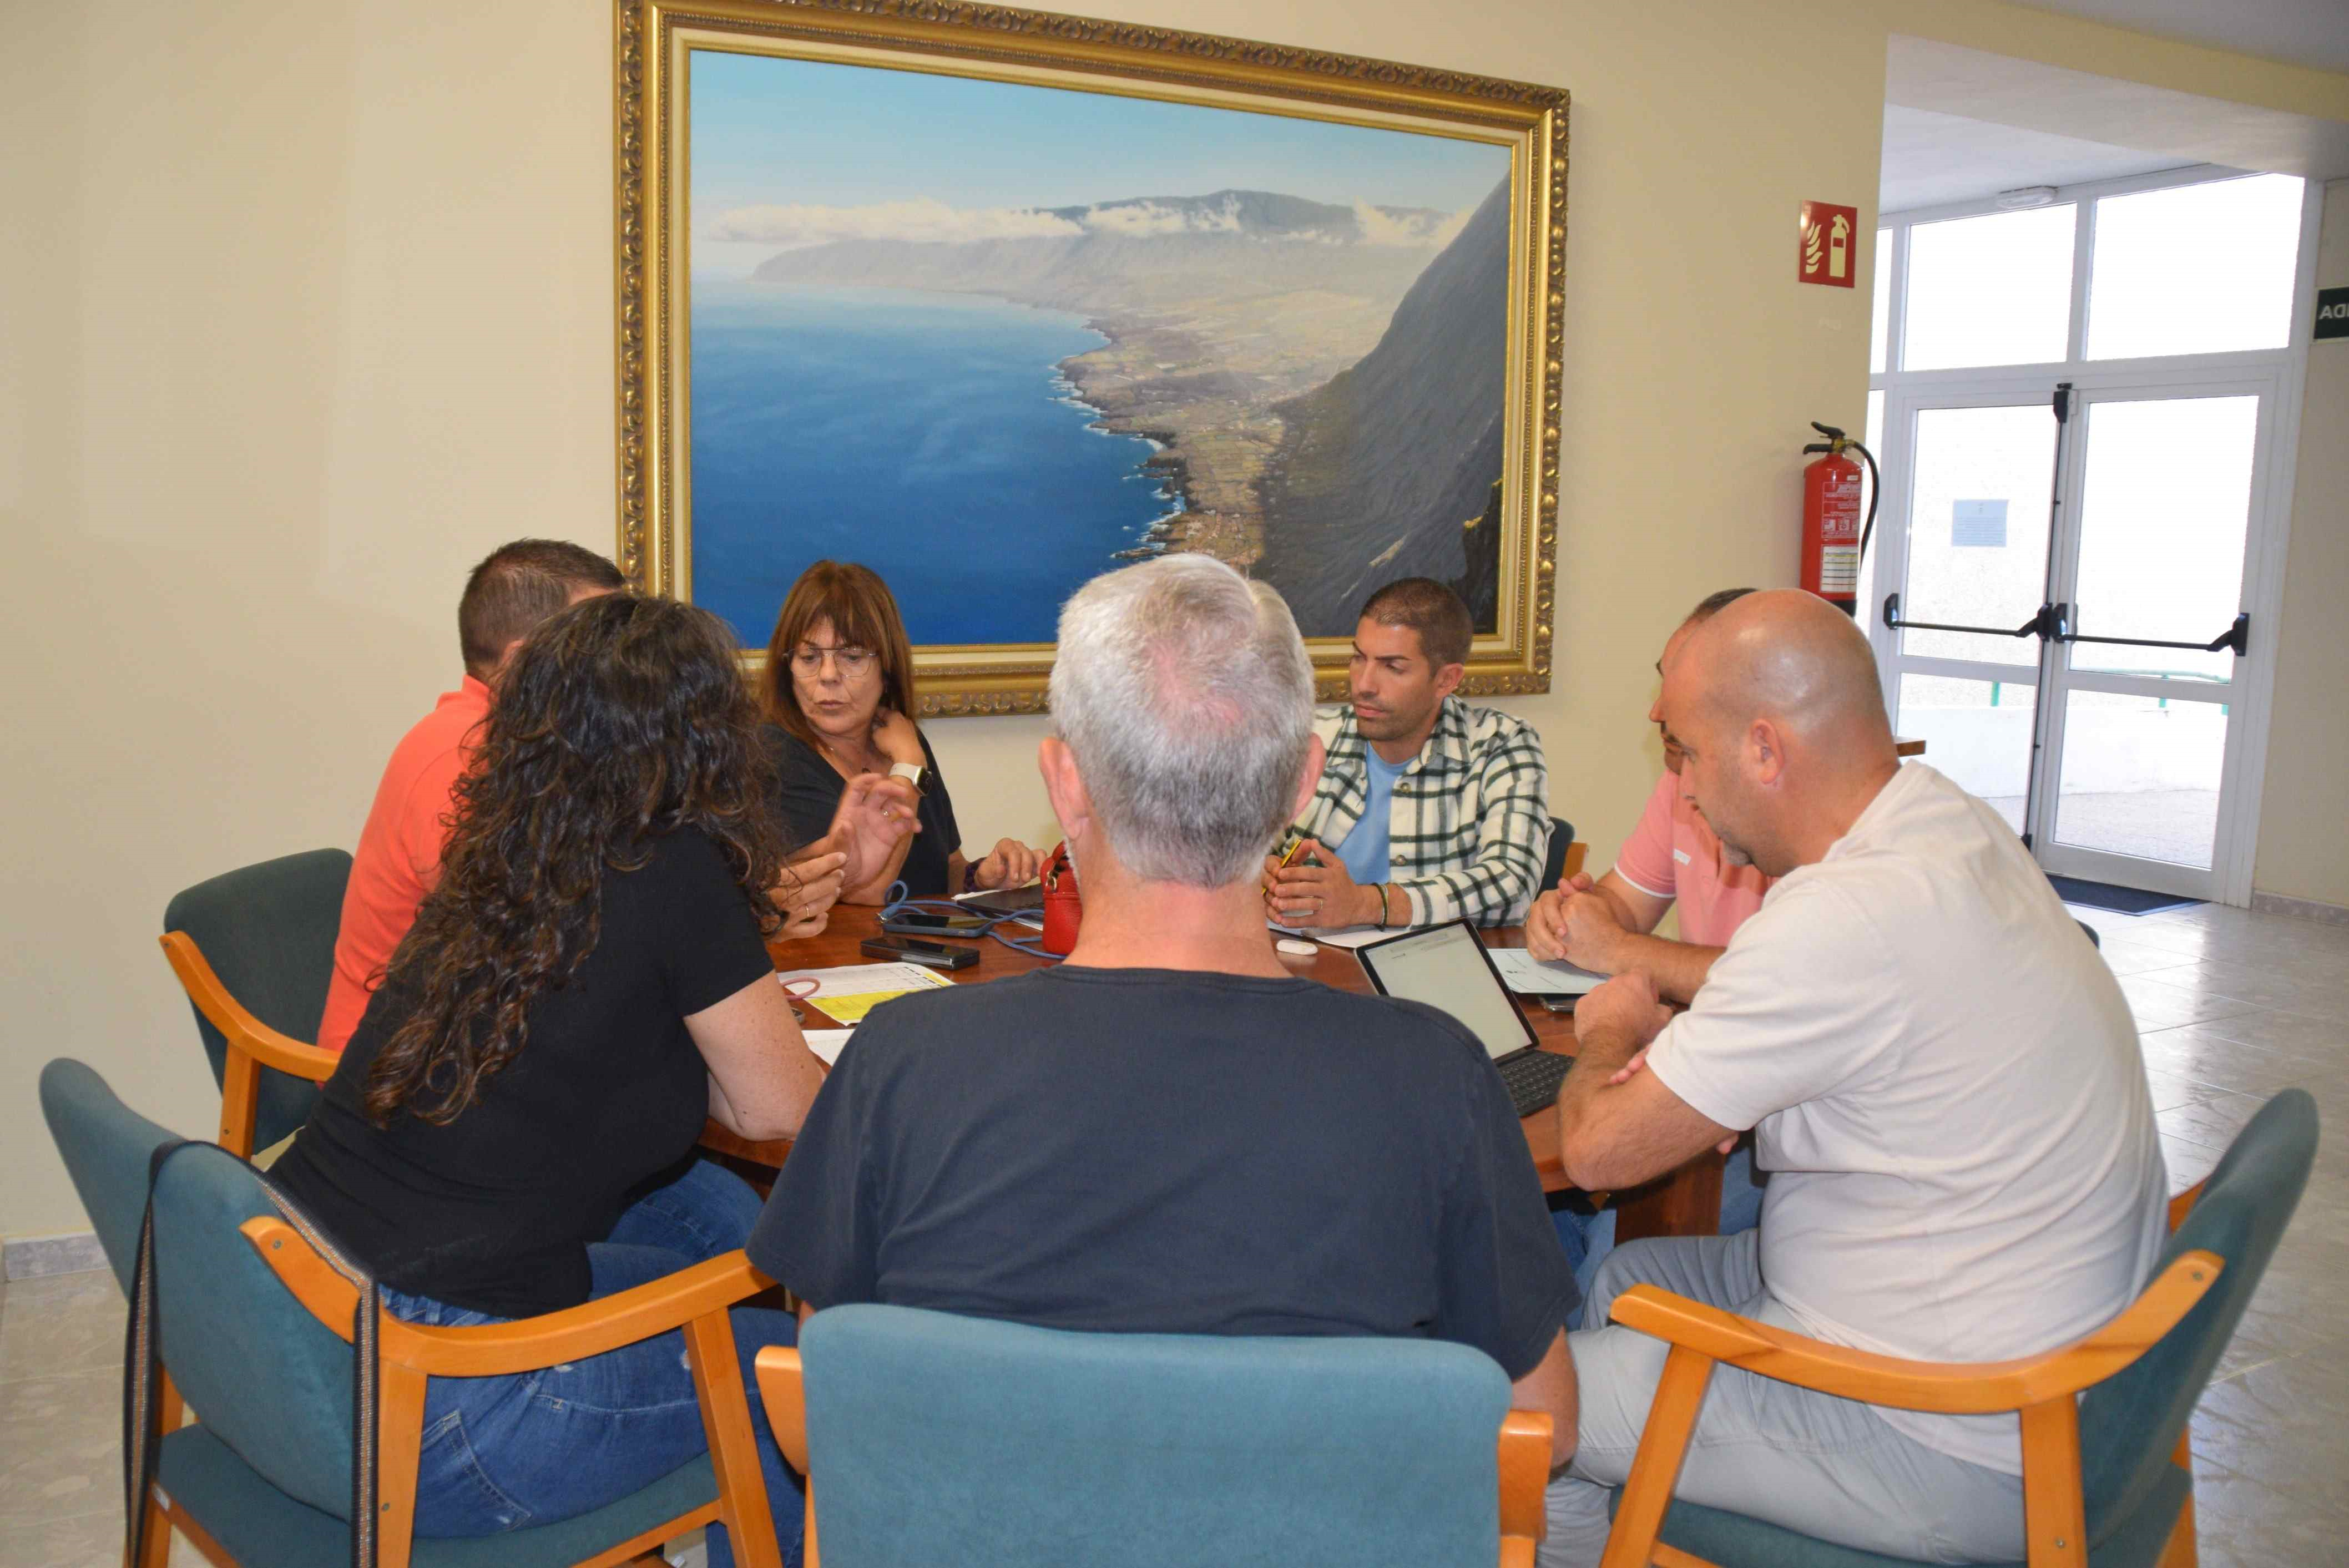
left=762, top=560, right=1045, bottom=902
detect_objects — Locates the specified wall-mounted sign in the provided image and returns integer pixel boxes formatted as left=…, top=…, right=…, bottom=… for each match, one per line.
left=1798, top=201, right=1858, bottom=287
left=1953, top=499, right=2009, bottom=548
left=2317, top=286, right=2348, bottom=342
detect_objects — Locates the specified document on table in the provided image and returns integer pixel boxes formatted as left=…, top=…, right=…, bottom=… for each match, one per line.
left=1487, top=948, right=1609, bottom=997
left=801, top=1029, right=856, bottom=1068
left=774, top=962, right=952, bottom=1025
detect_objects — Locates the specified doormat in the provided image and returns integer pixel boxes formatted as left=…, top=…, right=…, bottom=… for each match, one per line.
left=2048, top=875, right=2203, bottom=918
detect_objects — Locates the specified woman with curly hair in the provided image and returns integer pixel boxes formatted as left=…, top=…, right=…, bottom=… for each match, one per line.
left=274, top=593, right=837, bottom=1566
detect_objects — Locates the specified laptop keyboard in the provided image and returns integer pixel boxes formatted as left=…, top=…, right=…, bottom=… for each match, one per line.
left=1499, top=1050, right=1572, bottom=1117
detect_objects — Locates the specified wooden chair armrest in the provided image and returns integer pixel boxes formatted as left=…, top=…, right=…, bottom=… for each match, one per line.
left=241, top=1217, right=774, bottom=1375
left=159, top=932, right=340, bottom=1081
left=753, top=1345, right=809, bottom=1471
left=2168, top=1181, right=2203, bottom=1233
left=1607, top=1251, right=2221, bottom=1414
left=1497, top=1408, right=1551, bottom=1545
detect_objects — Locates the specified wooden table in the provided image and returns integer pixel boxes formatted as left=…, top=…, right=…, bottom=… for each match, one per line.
left=701, top=907, right=1722, bottom=1243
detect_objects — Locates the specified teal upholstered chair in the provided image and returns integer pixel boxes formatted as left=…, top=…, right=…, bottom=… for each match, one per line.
left=160, top=848, right=350, bottom=1155
left=1594, top=1088, right=2318, bottom=1568
left=38, top=1058, right=786, bottom=1568
left=752, top=1304, right=1553, bottom=1568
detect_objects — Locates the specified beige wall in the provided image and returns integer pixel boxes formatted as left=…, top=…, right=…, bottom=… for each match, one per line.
left=3, top=0, right=2343, bottom=1240
left=2253, top=178, right=2349, bottom=908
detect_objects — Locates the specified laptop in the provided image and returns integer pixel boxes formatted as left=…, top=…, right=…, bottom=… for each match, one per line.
left=1355, top=920, right=1572, bottom=1117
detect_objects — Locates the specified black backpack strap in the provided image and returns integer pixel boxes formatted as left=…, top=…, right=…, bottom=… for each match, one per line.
left=122, top=1141, right=385, bottom=1568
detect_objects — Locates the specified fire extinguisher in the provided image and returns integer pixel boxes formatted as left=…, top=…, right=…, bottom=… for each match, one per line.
left=1800, top=420, right=1878, bottom=617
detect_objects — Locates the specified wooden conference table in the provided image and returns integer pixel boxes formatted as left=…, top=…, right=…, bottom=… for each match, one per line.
left=699, top=906, right=1725, bottom=1242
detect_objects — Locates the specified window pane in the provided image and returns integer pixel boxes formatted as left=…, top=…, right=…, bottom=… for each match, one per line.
left=1903, top=206, right=2077, bottom=370
left=1899, top=403, right=2056, bottom=666
left=1871, top=227, right=1892, bottom=373
left=2087, top=175, right=2303, bottom=360
left=2053, top=690, right=2226, bottom=868
left=1896, top=675, right=2035, bottom=836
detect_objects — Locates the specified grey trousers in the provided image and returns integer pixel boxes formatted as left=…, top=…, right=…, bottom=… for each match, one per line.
left=1540, top=1231, right=2027, bottom=1567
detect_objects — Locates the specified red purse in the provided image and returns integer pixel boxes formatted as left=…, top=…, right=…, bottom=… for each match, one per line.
left=1040, top=842, right=1082, bottom=957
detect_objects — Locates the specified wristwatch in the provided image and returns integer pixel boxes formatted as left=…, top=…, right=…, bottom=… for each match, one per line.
left=888, top=760, right=926, bottom=794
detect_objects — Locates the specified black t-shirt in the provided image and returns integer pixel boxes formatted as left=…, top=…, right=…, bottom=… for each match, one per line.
left=750, top=966, right=1577, bottom=1378
left=763, top=723, right=961, bottom=898
left=273, top=829, right=776, bottom=1318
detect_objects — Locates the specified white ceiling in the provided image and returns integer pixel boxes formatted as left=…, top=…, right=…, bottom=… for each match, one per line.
left=2005, top=0, right=2349, bottom=78
left=1881, top=36, right=2349, bottom=214
left=1881, top=104, right=2186, bottom=213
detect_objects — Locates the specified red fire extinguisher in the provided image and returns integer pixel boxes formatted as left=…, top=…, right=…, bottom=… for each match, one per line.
left=1800, top=420, right=1877, bottom=617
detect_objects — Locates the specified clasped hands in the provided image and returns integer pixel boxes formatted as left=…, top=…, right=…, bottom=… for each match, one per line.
left=1259, top=839, right=1382, bottom=930
left=1525, top=871, right=1628, bottom=971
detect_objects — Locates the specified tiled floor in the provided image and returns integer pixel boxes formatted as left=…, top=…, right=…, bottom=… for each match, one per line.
left=1, top=898, right=2342, bottom=1566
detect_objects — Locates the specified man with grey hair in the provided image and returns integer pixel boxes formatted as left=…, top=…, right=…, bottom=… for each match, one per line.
left=751, top=556, right=1578, bottom=1460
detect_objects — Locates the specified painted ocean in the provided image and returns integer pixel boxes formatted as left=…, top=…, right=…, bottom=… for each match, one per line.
left=688, top=281, right=1176, bottom=648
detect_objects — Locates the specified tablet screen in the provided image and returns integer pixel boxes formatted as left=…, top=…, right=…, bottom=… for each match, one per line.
left=1357, top=922, right=1538, bottom=1063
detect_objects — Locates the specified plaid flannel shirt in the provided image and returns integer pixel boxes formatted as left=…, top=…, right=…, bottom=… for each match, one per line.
left=1299, top=696, right=1550, bottom=928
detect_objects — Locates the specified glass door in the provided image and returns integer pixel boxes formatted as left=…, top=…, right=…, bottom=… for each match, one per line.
left=2033, top=381, right=2276, bottom=899
left=1876, top=389, right=2064, bottom=838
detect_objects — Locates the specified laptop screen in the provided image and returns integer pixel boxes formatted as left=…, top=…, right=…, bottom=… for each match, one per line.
left=1356, top=922, right=1538, bottom=1063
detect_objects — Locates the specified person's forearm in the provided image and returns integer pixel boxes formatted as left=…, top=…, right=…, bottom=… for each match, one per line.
left=1598, top=932, right=1722, bottom=1005
left=1554, top=1019, right=1645, bottom=1189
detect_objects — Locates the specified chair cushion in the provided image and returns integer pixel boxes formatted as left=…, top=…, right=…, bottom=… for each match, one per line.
left=1611, top=1464, right=2187, bottom=1568
left=802, top=1304, right=1511, bottom=1568
left=161, top=1425, right=718, bottom=1568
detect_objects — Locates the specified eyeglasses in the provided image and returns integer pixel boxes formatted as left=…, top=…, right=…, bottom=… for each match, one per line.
left=790, top=644, right=876, bottom=677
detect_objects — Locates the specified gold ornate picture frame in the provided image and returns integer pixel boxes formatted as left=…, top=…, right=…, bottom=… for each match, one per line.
left=616, top=0, right=1567, bottom=714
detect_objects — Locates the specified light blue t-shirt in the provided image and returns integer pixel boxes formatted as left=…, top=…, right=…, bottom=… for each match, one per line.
left=1335, top=750, right=1409, bottom=886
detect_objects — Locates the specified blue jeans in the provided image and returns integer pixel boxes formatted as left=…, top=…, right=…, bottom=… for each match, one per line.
left=381, top=1157, right=803, bottom=1568
left=1554, top=1144, right=1762, bottom=1329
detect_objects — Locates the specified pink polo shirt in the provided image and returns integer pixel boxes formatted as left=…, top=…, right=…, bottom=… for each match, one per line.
left=1612, top=770, right=1774, bottom=948
left=317, top=676, right=493, bottom=1054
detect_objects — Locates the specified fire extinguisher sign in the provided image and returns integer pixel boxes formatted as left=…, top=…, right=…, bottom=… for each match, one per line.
left=1798, top=201, right=1860, bottom=288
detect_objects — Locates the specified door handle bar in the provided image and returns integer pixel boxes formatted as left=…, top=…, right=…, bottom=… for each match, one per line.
left=2056, top=613, right=2249, bottom=658
left=1881, top=594, right=2067, bottom=641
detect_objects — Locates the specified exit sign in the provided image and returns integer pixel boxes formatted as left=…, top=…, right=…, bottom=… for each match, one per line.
left=2318, top=286, right=2349, bottom=342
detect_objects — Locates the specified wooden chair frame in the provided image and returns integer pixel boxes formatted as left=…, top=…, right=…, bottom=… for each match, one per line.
left=158, top=931, right=341, bottom=1157
left=1597, top=1185, right=2219, bottom=1568
left=750, top=1344, right=1552, bottom=1568
left=124, top=1220, right=786, bottom=1568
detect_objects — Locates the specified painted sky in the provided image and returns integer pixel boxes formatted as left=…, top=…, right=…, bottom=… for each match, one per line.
left=689, top=48, right=1512, bottom=274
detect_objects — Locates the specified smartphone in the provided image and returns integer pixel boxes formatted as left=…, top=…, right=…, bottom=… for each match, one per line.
left=880, top=911, right=987, bottom=935
left=861, top=935, right=978, bottom=970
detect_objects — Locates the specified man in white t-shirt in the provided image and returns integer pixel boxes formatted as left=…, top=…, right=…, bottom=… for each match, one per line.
left=1539, top=590, right=2165, bottom=1567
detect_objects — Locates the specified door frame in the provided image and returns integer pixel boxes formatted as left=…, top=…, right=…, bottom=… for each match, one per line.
left=1865, top=165, right=2323, bottom=906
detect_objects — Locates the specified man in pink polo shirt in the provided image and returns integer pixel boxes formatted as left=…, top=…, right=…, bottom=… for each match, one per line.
left=317, top=541, right=632, bottom=1053
left=1527, top=588, right=1770, bottom=1003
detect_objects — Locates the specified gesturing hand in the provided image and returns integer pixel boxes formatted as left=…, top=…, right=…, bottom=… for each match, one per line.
left=774, top=849, right=846, bottom=939
left=974, top=838, right=1041, bottom=891
left=829, top=773, right=922, bottom=890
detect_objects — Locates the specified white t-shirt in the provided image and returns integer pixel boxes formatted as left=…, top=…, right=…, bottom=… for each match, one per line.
left=1645, top=763, right=2166, bottom=1474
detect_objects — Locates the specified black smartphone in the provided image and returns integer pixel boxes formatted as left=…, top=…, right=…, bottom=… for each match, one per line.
left=880, top=911, right=987, bottom=936
left=860, top=935, right=978, bottom=970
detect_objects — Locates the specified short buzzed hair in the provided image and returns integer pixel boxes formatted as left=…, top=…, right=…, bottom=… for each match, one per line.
left=457, top=540, right=626, bottom=677
left=1688, top=587, right=1757, bottom=624
left=1358, top=578, right=1473, bottom=670
left=1050, top=557, right=1315, bottom=888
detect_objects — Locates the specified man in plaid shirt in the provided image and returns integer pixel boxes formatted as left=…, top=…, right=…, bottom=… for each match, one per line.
left=1262, top=578, right=1550, bottom=929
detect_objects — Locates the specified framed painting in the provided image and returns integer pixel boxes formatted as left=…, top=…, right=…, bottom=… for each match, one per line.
left=616, top=0, right=1568, bottom=714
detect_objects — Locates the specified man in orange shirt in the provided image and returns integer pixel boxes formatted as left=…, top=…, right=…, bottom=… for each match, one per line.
left=319, top=541, right=631, bottom=1053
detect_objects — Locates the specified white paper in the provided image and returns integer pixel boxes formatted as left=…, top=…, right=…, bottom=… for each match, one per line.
left=801, top=1029, right=855, bottom=1068
left=1267, top=920, right=1399, bottom=951
left=774, top=962, right=953, bottom=1024
left=1488, top=948, right=1609, bottom=996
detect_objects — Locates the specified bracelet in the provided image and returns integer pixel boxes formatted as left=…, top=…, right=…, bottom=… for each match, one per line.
left=962, top=859, right=982, bottom=893
left=1374, top=884, right=1392, bottom=931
